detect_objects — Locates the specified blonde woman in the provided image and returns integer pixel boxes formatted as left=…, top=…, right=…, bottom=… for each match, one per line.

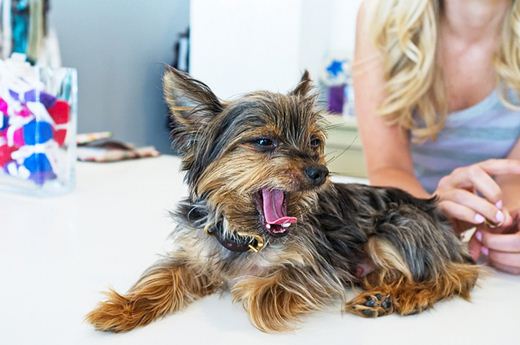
left=354, top=0, right=520, bottom=274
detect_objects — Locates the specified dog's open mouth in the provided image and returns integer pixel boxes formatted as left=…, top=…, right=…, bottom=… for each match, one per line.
left=254, top=189, right=297, bottom=237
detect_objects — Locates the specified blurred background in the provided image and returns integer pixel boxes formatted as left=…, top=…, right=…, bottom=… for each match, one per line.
left=0, top=0, right=364, bottom=175
left=49, top=0, right=191, bottom=153
left=47, top=0, right=362, bottom=153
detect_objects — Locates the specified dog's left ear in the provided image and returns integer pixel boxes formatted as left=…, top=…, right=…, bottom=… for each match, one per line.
left=289, top=70, right=313, bottom=97
left=163, top=67, right=223, bottom=154
left=163, top=67, right=223, bottom=128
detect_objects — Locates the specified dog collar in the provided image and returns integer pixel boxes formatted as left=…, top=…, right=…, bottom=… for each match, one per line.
left=204, top=222, right=267, bottom=253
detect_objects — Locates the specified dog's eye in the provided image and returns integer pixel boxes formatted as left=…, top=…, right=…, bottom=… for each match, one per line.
left=253, top=137, right=276, bottom=150
left=310, top=137, right=321, bottom=148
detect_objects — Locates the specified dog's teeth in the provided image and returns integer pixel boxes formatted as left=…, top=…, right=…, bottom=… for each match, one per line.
left=282, top=223, right=291, bottom=228
left=266, top=224, right=271, bottom=229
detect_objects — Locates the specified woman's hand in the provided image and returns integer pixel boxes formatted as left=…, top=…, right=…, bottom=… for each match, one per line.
left=469, top=210, right=520, bottom=274
left=435, top=159, right=520, bottom=232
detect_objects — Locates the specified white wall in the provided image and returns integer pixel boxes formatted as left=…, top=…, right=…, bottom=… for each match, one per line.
left=300, top=0, right=362, bottom=78
left=190, top=0, right=303, bottom=98
left=50, top=0, right=190, bottom=152
left=329, top=0, right=362, bottom=54
left=190, top=0, right=362, bottom=99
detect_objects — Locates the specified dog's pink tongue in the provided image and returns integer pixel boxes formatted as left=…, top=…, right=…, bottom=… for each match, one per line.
left=261, top=189, right=297, bottom=225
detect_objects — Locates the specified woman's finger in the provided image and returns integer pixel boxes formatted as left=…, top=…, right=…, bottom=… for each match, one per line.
left=464, top=165, right=504, bottom=205
left=442, top=189, right=503, bottom=224
left=488, top=250, right=520, bottom=267
left=476, top=229, right=520, bottom=252
left=478, top=159, right=520, bottom=176
left=440, top=159, right=520, bottom=187
left=488, top=259, right=520, bottom=275
left=440, top=159, right=520, bottom=205
left=438, top=200, right=485, bottom=225
left=439, top=165, right=503, bottom=205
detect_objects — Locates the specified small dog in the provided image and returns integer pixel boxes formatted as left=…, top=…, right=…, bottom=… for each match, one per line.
left=87, top=68, right=479, bottom=333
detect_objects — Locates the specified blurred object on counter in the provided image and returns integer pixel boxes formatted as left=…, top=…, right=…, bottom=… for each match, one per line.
left=0, top=52, right=76, bottom=195
left=77, top=131, right=111, bottom=145
left=318, top=56, right=354, bottom=116
left=0, top=0, right=60, bottom=66
left=172, top=27, right=189, bottom=72
left=77, top=132, right=159, bottom=163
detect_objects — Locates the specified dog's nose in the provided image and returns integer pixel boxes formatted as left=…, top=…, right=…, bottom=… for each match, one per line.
left=304, top=165, right=328, bottom=186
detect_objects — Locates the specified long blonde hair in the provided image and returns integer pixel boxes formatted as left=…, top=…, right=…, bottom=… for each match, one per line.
left=364, top=0, right=520, bottom=140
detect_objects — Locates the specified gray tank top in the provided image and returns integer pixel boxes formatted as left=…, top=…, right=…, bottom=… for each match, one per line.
left=411, top=90, right=520, bottom=193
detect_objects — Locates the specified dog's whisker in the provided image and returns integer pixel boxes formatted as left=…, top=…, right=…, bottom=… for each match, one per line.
left=323, top=123, right=345, bottom=131
left=325, top=135, right=359, bottom=165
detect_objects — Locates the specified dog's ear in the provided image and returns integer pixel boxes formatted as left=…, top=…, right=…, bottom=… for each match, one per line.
left=163, top=67, right=223, bottom=126
left=289, top=70, right=313, bottom=97
left=163, top=67, right=223, bottom=154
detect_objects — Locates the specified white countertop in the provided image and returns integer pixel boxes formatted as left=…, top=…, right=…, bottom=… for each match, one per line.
left=1, top=155, right=519, bottom=345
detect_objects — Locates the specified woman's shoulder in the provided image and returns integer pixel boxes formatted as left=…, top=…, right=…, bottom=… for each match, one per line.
left=355, top=0, right=386, bottom=55
left=357, top=0, right=385, bottom=27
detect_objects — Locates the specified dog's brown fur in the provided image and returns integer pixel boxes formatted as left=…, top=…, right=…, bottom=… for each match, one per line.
left=87, top=68, right=479, bottom=333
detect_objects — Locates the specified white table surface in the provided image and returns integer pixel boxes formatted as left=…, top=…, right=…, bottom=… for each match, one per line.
left=1, top=155, right=519, bottom=345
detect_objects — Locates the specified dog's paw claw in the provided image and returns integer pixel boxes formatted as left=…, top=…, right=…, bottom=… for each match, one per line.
left=344, top=291, right=394, bottom=318
left=381, top=297, right=392, bottom=309
left=361, top=308, right=376, bottom=317
left=364, top=296, right=376, bottom=307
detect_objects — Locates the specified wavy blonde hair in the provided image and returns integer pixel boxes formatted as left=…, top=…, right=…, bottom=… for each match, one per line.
left=364, top=0, right=520, bottom=141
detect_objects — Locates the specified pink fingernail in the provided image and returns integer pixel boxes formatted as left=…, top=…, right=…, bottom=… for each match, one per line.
left=496, top=200, right=503, bottom=209
left=496, top=211, right=505, bottom=223
left=481, top=247, right=489, bottom=256
left=475, top=231, right=482, bottom=242
left=474, top=214, right=485, bottom=224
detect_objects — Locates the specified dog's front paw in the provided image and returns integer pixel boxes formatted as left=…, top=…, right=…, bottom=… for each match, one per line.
left=232, top=274, right=322, bottom=333
left=344, top=290, right=394, bottom=318
left=86, top=289, right=144, bottom=333
left=242, top=285, right=305, bottom=332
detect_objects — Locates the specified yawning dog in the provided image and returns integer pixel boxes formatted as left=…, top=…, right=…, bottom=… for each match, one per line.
left=87, top=68, right=478, bottom=333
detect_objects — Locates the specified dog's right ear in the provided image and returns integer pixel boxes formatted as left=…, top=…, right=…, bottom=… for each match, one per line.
left=163, top=67, right=223, bottom=154
left=289, top=70, right=312, bottom=97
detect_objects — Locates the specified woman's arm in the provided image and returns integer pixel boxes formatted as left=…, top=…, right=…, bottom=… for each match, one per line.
left=354, top=1, right=520, bottom=231
left=354, top=1, right=429, bottom=199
